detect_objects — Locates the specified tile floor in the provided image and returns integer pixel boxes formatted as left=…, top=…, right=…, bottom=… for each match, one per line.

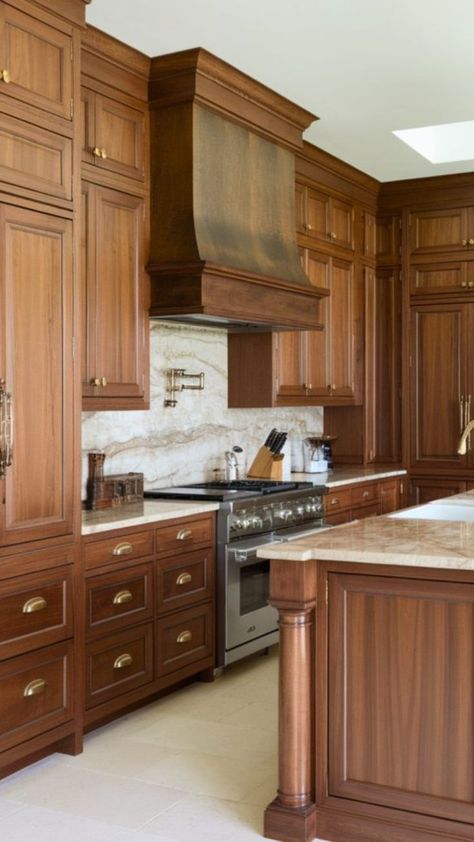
left=0, top=647, right=328, bottom=841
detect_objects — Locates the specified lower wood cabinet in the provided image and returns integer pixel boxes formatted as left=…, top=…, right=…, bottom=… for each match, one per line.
left=324, top=477, right=403, bottom=525
left=409, top=476, right=470, bottom=505
left=82, top=513, right=216, bottom=727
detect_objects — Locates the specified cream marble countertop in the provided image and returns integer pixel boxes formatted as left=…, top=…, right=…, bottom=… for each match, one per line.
left=82, top=500, right=219, bottom=535
left=291, top=466, right=407, bottom=488
left=257, top=491, right=474, bottom=570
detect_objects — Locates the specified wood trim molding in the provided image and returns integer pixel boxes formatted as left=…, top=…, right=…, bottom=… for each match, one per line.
left=81, top=25, right=151, bottom=82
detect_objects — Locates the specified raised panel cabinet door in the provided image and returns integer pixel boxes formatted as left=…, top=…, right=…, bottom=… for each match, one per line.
left=329, top=572, right=474, bottom=824
left=0, top=4, right=73, bottom=121
left=329, top=196, right=354, bottom=250
left=410, top=477, right=466, bottom=505
left=328, top=257, right=355, bottom=398
left=275, top=331, right=306, bottom=397
left=376, top=213, right=400, bottom=264
left=304, top=249, right=330, bottom=398
left=93, top=94, right=145, bottom=182
left=363, top=211, right=376, bottom=259
left=0, top=206, right=74, bottom=546
left=410, top=261, right=468, bottom=296
left=379, top=478, right=399, bottom=513
left=0, top=112, right=72, bottom=201
left=82, top=184, right=146, bottom=402
left=410, top=304, right=470, bottom=470
left=409, top=207, right=466, bottom=254
left=305, top=186, right=330, bottom=243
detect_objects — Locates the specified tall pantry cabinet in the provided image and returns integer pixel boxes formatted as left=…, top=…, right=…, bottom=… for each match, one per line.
left=0, top=0, right=86, bottom=778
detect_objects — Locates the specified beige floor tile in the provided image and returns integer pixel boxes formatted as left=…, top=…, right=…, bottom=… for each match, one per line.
left=139, top=794, right=264, bottom=841
left=56, top=735, right=182, bottom=779
left=0, top=764, right=185, bottom=829
left=217, top=699, right=278, bottom=732
left=0, top=805, right=131, bottom=841
left=240, top=771, right=279, bottom=807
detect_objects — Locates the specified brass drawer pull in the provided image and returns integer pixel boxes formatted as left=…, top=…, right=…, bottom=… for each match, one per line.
left=362, top=490, right=369, bottom=498
left=113, top=590, right=133, bottom=605
left=330, top=498, right=339, bottom=505
left=92, top=146, right=102, bottom=158
left=23, top=678, right=47, bottom=697
left=176, top=529, right=192, bottom=541
left=176, top=572, right=192, bottom=586
left=177, top=630, right=192, bottom=644
left=0, top=69, right=11, bottom=84
left=113, top=653, right=133, bottom=669
left=100, top=148, right=107, bottom=160
left=112, top=542, right=133, bottom=556
left=22, top=596, right=47, bottom=614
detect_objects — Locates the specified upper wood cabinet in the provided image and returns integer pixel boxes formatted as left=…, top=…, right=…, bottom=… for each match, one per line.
left=408, top=207, right=474, bottom=256
left=0, top=205, right=74, bottom=546
left=362, top=211, right=376, bottom=261
left=409, top=259, right=474, bottom=297
left=0, top=3, right=73, bottom=121
left=82, top=182, right=149, bottom=409
left=376, top=214, right=400, bottom=264
left=81, top=88, right=145, bottom=183
left=296, top=181, right=354, bottom=251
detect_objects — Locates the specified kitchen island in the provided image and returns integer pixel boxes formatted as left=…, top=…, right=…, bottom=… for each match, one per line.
left=259, top=494, right=474, bottom=842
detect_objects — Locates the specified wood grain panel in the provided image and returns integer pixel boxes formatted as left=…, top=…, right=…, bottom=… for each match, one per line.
left=409, top=208, right=466, bottom=254
left=0, top=112, right=72, bottom=200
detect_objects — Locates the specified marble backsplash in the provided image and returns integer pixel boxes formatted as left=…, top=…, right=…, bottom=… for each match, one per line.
left=81, top=321, right=323, bottom=497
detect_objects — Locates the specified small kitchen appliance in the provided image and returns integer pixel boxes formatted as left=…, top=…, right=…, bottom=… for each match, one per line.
left=303, top=435, right=337, bottom=472
left=145, top=478, right=328, bottom=667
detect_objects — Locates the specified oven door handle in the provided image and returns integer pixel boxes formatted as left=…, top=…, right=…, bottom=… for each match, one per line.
left=228, top=538, right=286, bottom=566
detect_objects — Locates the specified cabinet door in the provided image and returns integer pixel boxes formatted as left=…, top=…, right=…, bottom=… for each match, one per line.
left=329, top=197, right=354, bottom=250
left=82, top=183, right=147, bottom=406
left=328, top=257, right=356, bottom=397
left=363, top=211, right=376, bottom=260
left=410, top=304, right=470, bottom=470
left=409, top=477, right=466, bottom=505
left=86, top=92, right=145, bottom=182
left=376, top=214, right=400, bottom=264
left=305, top=250, right=330, bottom=397
left=410, top=261, right=468, bottom=296
left=379, top=478, right=400, bottom=513
left=329, top=572, right=474, bottom=824
left=305, top=187, right=330, bottom=243
left=0, top=206, right=74, bottom=546
left=409, top=208, right=466, bottom=254
left=0, top=4, right=73, bottom=121
left=275, top=331, right=306, bottom=397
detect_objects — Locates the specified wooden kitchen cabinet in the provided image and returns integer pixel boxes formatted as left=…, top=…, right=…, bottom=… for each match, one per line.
left=409, top=476, right=468, bottom=505
left=81, top=182, right=149, bottom=408
left=362, top=210, right=376, bottom=260
left=296, top=180, right=354, bottom=250
left=323, top=477, right=402, bottom=525
left=410, top=259, right=474, bottom=297
left=410, top=302, right=473, bottom=471
left=81, top=88, right=145, bottom=182
left=408, top=206, right=474, bottom=255
left=376, top=213, right=400, bottom=264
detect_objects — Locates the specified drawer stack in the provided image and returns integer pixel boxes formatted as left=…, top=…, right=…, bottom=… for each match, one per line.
left=83, top=512, right=215, bottom=728
left=324, top=477, right=404, bottom=525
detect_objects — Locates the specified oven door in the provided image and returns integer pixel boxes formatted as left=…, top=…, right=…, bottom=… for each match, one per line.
left=225, top=535, right=280, bottom=652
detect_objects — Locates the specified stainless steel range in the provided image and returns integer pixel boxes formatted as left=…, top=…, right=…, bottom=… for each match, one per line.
left=145, top=480, right=328, bottom=666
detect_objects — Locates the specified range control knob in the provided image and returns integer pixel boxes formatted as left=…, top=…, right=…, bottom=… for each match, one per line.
left=276, top=507, right=293, bottom=522
left=249, top=516, right=263, bottom=529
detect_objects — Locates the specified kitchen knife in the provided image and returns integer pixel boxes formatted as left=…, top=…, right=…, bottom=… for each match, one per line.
left=266, top=429, right=279, bottom=451
left=273, top=432, right=287, bottom=454
left=264, top=428, right=278, bottom=448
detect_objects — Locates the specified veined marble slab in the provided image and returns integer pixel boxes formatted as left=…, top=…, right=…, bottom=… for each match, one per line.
left=82, top=500, right=219, bottom=535
left=291, top=467, right=407, bottom=487
left=257, top=513, right=474, bottom=570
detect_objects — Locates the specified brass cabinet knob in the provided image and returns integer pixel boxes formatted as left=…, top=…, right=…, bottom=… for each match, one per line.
left=113, top=590, right=133, bottom=605
left=100, top=148, right=107, bottom=159
left=176, top=528, right=192, bottom=541
left=22, top=596, right=47, bottom=614
left=462, top=239, right=468, bottom=245
left=330, top=498, right=339, bottom=506
left=327, top=384, right=332, bottom=393
left=469, top=281, right=474, bottom=288
left=0, top=69, right=11, bottom=84
left=23, top=678, right=47, bottom=697
left=461, top=281, right=468, bottom=288
left=91, top=377, right=101, bottom=386
left=469, top=238, right=474, bottom=245
left=112, top=541, right=133, bottom=556
left=332, top=383, right=336, bottom=390
left=330, top=232, right=337, bottom=239
left=113, top=653, right=133, bottom=669
left=176, top=572, right=192, bottom=586
left=92, top=147, right=102, bottom=158
left=100, top=376, right=107, bottom=387
left=177, top=630, right=192, bottom=644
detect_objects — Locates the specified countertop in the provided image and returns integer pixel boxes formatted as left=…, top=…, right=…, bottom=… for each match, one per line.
left=291, top=466, right=407, bottom=488
left=258, top=491, right=474, bottom=571
left=82, top=500, right=220, bottom=535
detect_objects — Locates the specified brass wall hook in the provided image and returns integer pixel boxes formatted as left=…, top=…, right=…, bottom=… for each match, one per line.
left=165, top=368, right=205, bottom=407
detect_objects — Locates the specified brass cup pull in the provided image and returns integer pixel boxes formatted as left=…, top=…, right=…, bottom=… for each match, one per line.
left=113, top=653, right=133, bottom=669
left=92, top=146, right=102, bottom=158
left=177, top=630, right=192, bottom=644
left=23, top=678, right=47, bottom=697
left=176, top=529, right=192, bottom=541
left=0, top=69, right=11, bottom=84
left=100, top=148, right=107, bottom=159
left=112, top=542, right=133, bottom=556
left=22, top=596, right=47, bottom=614
left=176, top=572, right=192, bottom=586
left=113, top=590, right=133, bottom=605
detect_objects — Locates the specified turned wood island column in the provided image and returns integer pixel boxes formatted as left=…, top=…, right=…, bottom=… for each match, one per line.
left=264, top=557, right=318, bottom=842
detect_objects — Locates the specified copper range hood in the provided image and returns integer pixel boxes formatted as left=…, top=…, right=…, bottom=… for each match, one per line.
left=147, top=48, right=328, bottom=331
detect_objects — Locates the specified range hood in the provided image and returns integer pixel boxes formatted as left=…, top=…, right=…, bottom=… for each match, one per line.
left=147, top=48, right=328, bottom=331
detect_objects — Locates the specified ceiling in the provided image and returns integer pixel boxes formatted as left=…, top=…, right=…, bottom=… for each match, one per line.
left=86, top=0, right=474, bottom=183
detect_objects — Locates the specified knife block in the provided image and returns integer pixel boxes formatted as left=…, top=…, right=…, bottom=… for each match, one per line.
left=247, top=446, right=284, bottom=480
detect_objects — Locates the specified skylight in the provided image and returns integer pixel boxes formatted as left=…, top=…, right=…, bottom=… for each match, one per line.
left=393, top=120, right=474, bottom=164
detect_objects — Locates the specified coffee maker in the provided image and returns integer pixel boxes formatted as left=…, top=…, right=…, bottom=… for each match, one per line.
left=303, top=435, right=336, bottom=472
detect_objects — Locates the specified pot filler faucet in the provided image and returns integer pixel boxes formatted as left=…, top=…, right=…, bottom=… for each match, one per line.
left=458, top=419, right=474, bottom=454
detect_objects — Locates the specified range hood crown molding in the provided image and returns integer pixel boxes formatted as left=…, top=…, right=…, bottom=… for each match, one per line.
left=148, top=47, right=326, bottom=332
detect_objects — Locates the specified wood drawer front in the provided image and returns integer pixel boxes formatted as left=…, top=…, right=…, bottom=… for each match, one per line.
left=0, top=567, right=73, bottom=660
left=85, top=623, right=153, bottom=709
left=351, top=502, right=381, bottom=520
left=351, top=483, right=379, bottom=507
left=155, top=516, right=214, bottom=557
left=157, top=549, right=213, bottom=615
left=380, top=479, right=399, bottom=514
left=157, top=603, right=213, bottom=678
left=86, top=563, right=153, bottom=637
left=324, top=509, right=353, bottom=527
left=0, top=641, right=74, bottom=753
left=84, top=529, right=154, bottom=570
left=0, top=5, right=73, bottom=121
left=324, top=489, right=352, bottom=515
left=0, top=113, right=72, bottom=201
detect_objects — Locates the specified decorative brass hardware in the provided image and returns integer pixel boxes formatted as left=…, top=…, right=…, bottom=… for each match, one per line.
left=461, top=281, right=467, bottom=288
left=22, top=596, right=47, bottom=614
left=100, top=148, right=107, bottom=159
left=176, top=572, right=192, bottom=586
left=332, top=384, right=336, bottom=390
left=303, top=222, right=313, bottom=231
left=165, top=368, right=205, bottom=407
left=469, top=239, right=474, bottom=245
left=330, top=498, right=339, bottom=506
left=100, top=376, right=107, bottom=387
left=177, top=630, right=192, bottom=644
left=176, top=528, right=192, bottom=541
left=303, top=383, right=312, bottom=392
left=112, top=541, right=133, bottom=556
left=113, top=590, right=133, bottom=605
left=113, top=653, right=133, bottom=669
left=92, top=146, right=102, bottom=157
left=330, top=232, right=337, bottom=239
left=0, top=69, right=11, bottom=84
left=469, top=282, right=474, bottom=288
left=91, top=377, right=101, bottom=386
left=0, top=379, right=13, bottom=479
left=327, top=384, right=332, bottom=393
left=23, top=678, right=47, bottom=697
left=462, top=239, right=468, bottom=245
left=362, top=490, right=369, bottom=498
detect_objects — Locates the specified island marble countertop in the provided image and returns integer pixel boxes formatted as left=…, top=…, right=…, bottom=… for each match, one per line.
left=257, top=494, right=474, bottom=571
left=291, top=466, right=407, bottom=488
left=82, top=500, right=220, bottom=535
